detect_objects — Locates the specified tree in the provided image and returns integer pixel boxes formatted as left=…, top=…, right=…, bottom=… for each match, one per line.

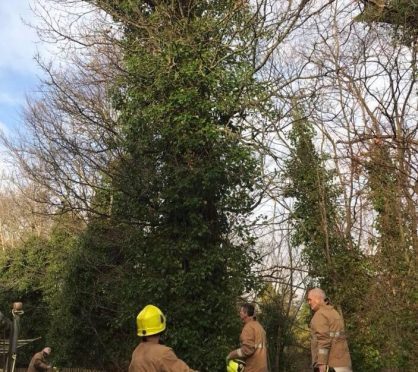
left=0, top=183, right=54, bottom=248
left=356, top=0, right=418, bottom=44
left=258, top=284, right=311, bottom=372
left=266, top=1, right=417, bottom=367
left=357, top=140, right=417, bottom=370
left=74, top=1, right=270, bottom=369
left=9, top=1, right=276, bottom=370
left=0, top=219, right=80, bottom=367
left=3, top=0, right=415, bottom=370
left=282, top=106, right=363, bottom=308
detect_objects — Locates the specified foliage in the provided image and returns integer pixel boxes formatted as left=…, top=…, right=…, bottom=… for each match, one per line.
left=258, top=284, right=311, bottom=372
left=282, top=108, right=364, bottom=308
left=46, top=221, right=139, bottom=369
left=0, top=236, right=50, bottom=364
left=0, top=221, right=79, bottom=367
left=1, top=1, right=415, bottom=371
left=281, top=107, right=380, bottom=370
left=41, top=0, right=270, bottom=370
left=356, top=0, right=418, bottom=45
left=350, top=141, right=418, bottom=370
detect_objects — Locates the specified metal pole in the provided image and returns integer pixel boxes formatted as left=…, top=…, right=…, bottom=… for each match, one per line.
left=6, top=303, right=23, bottom=372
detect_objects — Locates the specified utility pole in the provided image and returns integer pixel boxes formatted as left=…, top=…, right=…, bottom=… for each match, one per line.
left=0, top=302, right=23, bottom=372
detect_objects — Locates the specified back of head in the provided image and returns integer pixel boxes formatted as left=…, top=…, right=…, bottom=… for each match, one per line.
left=309, top=288, right=326, bottom=301
left=136, top=304, right=166, bottom=337
left=241, top=303, right=255, bottom=318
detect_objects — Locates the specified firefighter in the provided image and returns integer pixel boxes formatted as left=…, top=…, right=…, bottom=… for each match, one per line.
left=27, top=347, right=52, bottom=372
left=226, top=303, right=268, bottom=372
left=129, top=304, right=198, bottom=372
left=307, top=288, right=352, bottom=372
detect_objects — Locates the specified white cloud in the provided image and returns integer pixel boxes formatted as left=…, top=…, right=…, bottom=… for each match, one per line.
left=0, top=1, right=41, bottom=74
left=0, top=119, right=10, bottom=137
left=0, top=92, right=22, bottom=106
left=0, top=0, right=106, bottom=133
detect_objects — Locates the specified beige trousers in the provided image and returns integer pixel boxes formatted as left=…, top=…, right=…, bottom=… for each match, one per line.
left=334, top=368, right=352, bottom=372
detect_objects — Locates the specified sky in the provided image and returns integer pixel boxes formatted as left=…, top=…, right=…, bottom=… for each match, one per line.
left=0, top=0, right=43, bottom=137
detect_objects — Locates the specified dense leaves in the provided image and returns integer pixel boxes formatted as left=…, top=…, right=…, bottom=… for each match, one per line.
left=282, top=109, right=364, bottom=308
left=0, top=1, right=416, bottom=372
left=3, top=1, right=269, bottom=371
left=0, top=224, right=78, bottom=367
left=354, top=141, right=417, bottom=370
left=90, top=2, right=265, bottom=370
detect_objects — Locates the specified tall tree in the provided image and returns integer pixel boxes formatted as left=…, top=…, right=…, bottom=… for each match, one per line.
left=358, top=140, right=417, bottom=370
left=282, top=106, right=363, bottom=309
left=40, top=1, right=270, bottom=370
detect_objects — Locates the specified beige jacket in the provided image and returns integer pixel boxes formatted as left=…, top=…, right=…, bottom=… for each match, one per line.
left=129, top=342, right=197, bottom=372
left=27, top=351, right=50, bottom=372
left=233, top=319, right=268, bottom=372
left=310, top=304, right=352, bottom=368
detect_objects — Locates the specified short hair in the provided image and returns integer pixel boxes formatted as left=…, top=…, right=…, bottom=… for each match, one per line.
left=241, top=303, right=255, bottom=317
left=308, top=288, right=326, bottom=300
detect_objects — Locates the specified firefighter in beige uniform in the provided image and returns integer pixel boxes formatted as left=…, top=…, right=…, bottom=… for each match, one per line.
left=129, top=304, right=198, bottom=372
left=27, top=347, right=52, bottom=372
left=227, top=303, right=268, bottom=372
left=308, top=288, right=352, bottom=372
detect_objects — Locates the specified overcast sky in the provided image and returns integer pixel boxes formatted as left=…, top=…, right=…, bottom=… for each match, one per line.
left=0, top=0, right=43, bottom=136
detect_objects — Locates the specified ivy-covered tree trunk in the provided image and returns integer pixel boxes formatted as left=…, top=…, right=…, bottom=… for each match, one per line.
left=48, top=1, right=268, bottom=371
left=282, top=108, right=363, bottom=308
left=357, top=141, right=417, bottom=370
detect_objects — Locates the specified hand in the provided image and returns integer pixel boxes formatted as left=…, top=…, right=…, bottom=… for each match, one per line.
left=226, top=351, right=235, bottom=361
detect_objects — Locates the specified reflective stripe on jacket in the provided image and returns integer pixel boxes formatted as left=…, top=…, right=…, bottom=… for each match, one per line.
left=129, top=342, right=197, bottom=372
left=310, top=304, right=352, bottom=368
left=238, top=319, right=268, bottom=372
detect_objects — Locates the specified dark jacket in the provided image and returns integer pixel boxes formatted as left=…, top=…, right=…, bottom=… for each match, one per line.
left=27, top=351, right=50, bottom=372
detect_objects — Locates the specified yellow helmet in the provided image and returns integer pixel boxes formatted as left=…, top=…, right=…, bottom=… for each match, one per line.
left=136, top=304, right=166, bottom=337
left=227, top=359, right=245, bottom=372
